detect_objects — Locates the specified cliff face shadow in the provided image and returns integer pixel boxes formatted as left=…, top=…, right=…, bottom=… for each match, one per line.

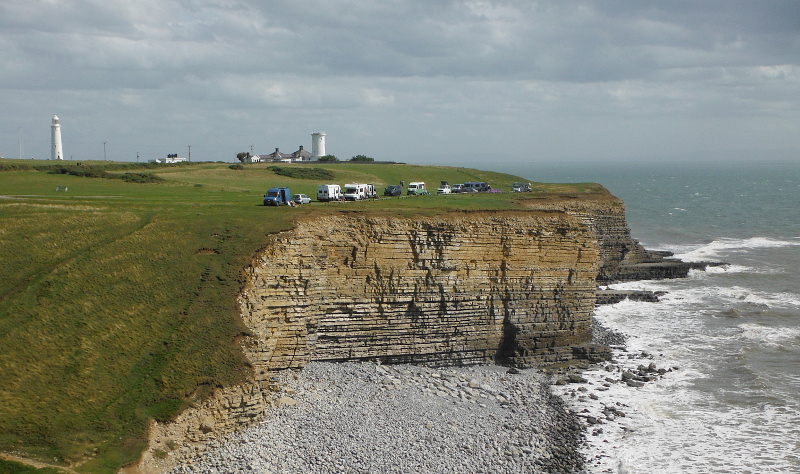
left=496, top=316, right=519, bottom=366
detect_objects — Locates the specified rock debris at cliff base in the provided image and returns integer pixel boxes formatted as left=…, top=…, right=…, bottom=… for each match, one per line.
left=168, top=362, right=584, bottom=473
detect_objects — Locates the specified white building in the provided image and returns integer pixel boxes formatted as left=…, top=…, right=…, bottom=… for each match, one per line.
left=150, top=154, right=187, bottom=164
left=311, top=132, right=326, bottom=157
left=255, top=132, right=327, bottom=163
left=51, top=115, right=63, bottom=160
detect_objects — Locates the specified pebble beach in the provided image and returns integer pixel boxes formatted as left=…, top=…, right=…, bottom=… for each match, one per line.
left=168, top=362, right=585, bottom=473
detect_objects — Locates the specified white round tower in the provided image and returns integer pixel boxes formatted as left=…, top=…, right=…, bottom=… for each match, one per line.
left=311, top=132, right=326, bottom=157
left=51, top=115, right=63, bottom=160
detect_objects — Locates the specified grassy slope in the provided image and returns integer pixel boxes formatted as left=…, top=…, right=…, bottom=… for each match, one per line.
left=0, top=160, right=607, bottom=472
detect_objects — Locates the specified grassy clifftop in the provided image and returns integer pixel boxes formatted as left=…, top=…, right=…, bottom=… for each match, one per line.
left=0, top=160, right=609, bottom=472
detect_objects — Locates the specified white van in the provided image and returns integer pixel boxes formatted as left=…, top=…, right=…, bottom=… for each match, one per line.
left=406, top=182, right=428, bottom=195
left=343, top=183, right=368, bottom=201
left=317, top=184, right=342, bottom=202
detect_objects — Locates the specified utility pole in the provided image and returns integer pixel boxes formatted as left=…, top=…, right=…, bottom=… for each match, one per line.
left=187, top=145, right=191, bottom=162
left=103, top=142, right=107, bottom=161
left=136, top=152, right=139, bottom=163
left=18, top=127, right=24, bottom=159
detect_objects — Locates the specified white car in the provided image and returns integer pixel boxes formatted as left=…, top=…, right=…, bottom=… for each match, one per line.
left=437, top=183, right=452, bottom=194
left=292, top=194, right=311, bottom=204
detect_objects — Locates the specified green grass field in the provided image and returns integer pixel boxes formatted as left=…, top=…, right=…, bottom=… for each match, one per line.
left=0, top=160, right=607, bottom=472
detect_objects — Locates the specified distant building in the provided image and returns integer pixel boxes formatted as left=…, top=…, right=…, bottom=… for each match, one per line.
left=311, top=132, right=326, bottom=157
left=51, top=115, right=63, bottom=161
left=242, top=154, right=262, bottom=163
left=254, top=132, right=328, bottom=163
left=255, top=145, right=316, bottom=163
left=150, top=154, right=187, bottom=164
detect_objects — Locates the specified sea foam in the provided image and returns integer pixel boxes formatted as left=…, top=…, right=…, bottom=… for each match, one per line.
left=673, top=237, right=800, bottom=262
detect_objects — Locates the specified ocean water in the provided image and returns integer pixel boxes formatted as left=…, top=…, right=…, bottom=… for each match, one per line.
left=493, top=161, right=800, bottom=473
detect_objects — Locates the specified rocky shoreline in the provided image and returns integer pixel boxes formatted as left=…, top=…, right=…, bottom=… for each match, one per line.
left=159, top=307, right=682, bottom=474
left=549, top=314, right=683, bottom=472
left=167, top=362, right=585, bottom=473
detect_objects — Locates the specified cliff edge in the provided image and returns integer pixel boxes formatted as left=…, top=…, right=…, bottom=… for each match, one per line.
left=135, top=193, right=696, bottom=472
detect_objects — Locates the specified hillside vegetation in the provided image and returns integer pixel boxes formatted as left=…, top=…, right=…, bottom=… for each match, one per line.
left=0, top=160, right=608, bottom=472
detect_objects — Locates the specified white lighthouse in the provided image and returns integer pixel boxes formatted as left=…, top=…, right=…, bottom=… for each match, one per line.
left=311, top=132, right=326, bottom=157
left=51, top=115, right=63, bottom=160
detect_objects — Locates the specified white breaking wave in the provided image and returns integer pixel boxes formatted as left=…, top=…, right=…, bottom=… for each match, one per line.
left=716, top=286, right=800, bottom=309
left=671, top=237, right=800, bottom=262
left=607, top=280, right=800, bottom=310
left=700, top=264, right=754, bottom=274
left=738, top=323, right=800, bottom=347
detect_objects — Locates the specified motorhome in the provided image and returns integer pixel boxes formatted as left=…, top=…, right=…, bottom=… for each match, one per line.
left=343, top=183, right=368, bottom=201
left=406, top=182, right=428, bottom=195
left=317, top=184, right=343, bottom=202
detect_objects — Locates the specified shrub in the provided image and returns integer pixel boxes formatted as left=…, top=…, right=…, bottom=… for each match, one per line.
left=119, top=173, right=164, bottom=183
left=268, top=166, right=335, bottom=180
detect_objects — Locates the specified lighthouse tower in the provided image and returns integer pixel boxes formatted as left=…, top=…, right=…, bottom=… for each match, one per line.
left=51, top=115, right=63, bottom=161
left=311, top=132, right=326, bottom=157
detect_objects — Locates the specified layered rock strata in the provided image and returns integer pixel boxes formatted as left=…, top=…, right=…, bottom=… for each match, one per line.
left=137, top=198, right=692, bottom=472
left=240, top=212, right=600, bottom=375
left=519, top=196, right=708, bottom=282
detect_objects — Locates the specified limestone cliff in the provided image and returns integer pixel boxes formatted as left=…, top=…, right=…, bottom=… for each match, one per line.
left=135, top=197, right=674, bottom=472
left=240, top=212, right=599, bottom=374
left=519, top=195, right=708, bottom=282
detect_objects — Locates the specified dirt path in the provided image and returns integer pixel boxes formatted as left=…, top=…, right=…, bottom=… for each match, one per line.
left=0, top=452, right=79, bottom=473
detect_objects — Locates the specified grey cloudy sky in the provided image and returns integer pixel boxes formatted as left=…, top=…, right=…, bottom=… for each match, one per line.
left=1, top=0, right=798, bottom=165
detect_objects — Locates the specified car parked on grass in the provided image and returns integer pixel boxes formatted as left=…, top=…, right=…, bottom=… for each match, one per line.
left=451, top=184, right=465, bottom=193
left=292, top=194, right=311, bottom=204
left=437, top=181, right=452, bottom=194
left=384, top=185, right=402, bottom=196
left=512, top=182, right=532, bottom=192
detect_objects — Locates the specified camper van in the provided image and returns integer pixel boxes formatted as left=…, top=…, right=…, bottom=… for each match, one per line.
left=343, top=183, right=368, bottom=201
left=406, top=182, right=428, bottom=195
left=263, top=187, right=291, bottom=206
left=317, top=184, right=342, bottom=202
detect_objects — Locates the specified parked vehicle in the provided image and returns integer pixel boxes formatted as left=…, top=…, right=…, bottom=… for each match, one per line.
left=512, top=182, right=532, bottom=192
left=292, top=193, right=311, bottom=204
left=263, top=187, right=291, bottom=206
left=364, top=184, right=377, bottom=199
left=462, top=181, right=490, bottom=192
left=437, top=181, right=452, bottom=194
left=343, top=183, right=368, bottom=201
left=451, top=184, right=465, bottom=193
left=384, top=185, right=402, bottom=196
left=406, top=182, right=429, bottom=195
left=317, top=184, right=343, bottom=202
